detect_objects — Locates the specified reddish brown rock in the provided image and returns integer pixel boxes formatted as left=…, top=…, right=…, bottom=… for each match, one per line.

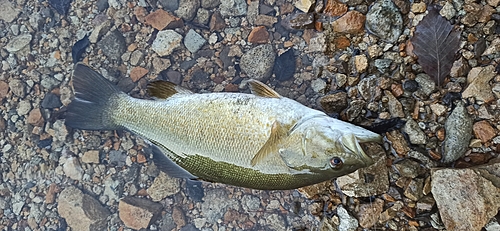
left=172, top=206, right=186, bottom=227
left=130, top=67, right=149, bottom=82
left=331, top=11, right=366, bottom=34
left=248, top=26, right=269, bottom=44
left=134, top=7, right=147, bottom=23
left=0, top=81, right=9, bottom=99
left=27, top=108, right=44, bottom=127
left=210, top=11, right=225, bottom=31
left=324, top=0, right=348, bottom=17
left=473, top=120, right=496, bottom=142
left=145, top=9, right=183, bottom=30
left=118, top=197, right=163, bottom=230
left=334, top=35, right=351, bottom=50
left=45, top=183, right=60, bottom=204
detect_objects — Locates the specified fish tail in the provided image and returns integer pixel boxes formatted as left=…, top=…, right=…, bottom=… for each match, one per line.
left=65, top=63, right=124, bottom=131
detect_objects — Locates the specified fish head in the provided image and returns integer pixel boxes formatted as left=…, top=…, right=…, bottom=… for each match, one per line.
left=280, top=116, right=375, bottom=177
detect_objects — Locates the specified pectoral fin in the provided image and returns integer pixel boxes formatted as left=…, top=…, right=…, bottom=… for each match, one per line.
left=148, top=81, right=193, bottom=99
left=248, top=80, right=281, bottom=98
left=251, top=121, right=288, bottom=166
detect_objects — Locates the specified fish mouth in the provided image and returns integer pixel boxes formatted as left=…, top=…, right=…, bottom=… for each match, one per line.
left=341, top=134, right=375, bottom=167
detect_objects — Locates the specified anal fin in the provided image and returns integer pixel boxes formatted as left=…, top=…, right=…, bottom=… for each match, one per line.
left=151, top=144, right=197, bottom=179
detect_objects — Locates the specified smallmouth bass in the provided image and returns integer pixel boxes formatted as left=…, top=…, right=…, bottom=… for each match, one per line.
left=65, top=64, right=382, bottom=190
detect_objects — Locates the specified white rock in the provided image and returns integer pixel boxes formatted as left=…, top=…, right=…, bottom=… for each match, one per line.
left=152, top=30, right=183, bottom=57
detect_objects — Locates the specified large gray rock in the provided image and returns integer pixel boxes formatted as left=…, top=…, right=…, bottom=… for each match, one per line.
left=432, top=163, right=500, bottom=231
left=220, top=0, right=247, bottom=17
left=0, top=0, right=20, bottom=22
left=366, top=0, right=403, bottom=42
left=58, top=186, right=110, bottom=231
left=184, top=29, right=206, bottom=53
left=240, top=44, right=276, bottom=81
left=442, top=101, right=472, bottom=163
left=98, top=30, right=126, bottom=61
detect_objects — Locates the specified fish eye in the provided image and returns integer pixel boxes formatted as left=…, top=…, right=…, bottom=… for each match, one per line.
left=329, top=157, right=343, bottom=169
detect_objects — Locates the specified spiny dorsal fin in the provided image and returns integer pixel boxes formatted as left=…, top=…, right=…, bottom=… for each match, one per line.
left=148, top=81, right=193, bottom=99
left=248, top=80, right=281, bottom=98
left=251, top=121, right=288, bottom=166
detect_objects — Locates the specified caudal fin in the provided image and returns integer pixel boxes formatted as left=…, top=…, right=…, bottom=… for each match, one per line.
left=65, top=63, right=124, bottom=130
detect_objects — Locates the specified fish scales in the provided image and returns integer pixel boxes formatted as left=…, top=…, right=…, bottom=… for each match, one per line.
left=65, top=64, right=381, bottom=190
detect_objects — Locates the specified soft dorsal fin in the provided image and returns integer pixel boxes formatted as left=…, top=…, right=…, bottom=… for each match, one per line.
left=250, top=121, right=288, bottom=166
left=148, top=81, right=193, bottom=99
left=248, top=80, right=281, bottom=98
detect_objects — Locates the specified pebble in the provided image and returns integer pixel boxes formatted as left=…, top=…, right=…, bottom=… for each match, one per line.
left=265, top=213, right=286, bottom=231
left=175, top=0, right=200, bottom=21
left=45, top=183, right=60, bottom=204
left=357, top=199, right=384, bottom=228
left=386, top=130, right=410, bottom=156
left=0, top=81, right=9, bottom=99
left=5, top=34, right=32, bottom=53
left=337, top=205, right=359, bottom=231
left=159, top=0, right=179, bottom=11
left=462, top=65, right=496, bottom=103
left=354, top=54, right=368, bottom=73
left=332, top=11, right=366, bottom=34
left=27, top=108, right=44, bottom=127
left=273, top=49, right=296, bottom=82
left=98, top=30, right=126, bottom=61
left=311, top=78, right=327, bottom=93
left=209, top=11, right=225, bottom=31
left=145, top=9, right=182, bottom=30
left=404, top=178, right=424, bottom=201
left=442, top=101, right=472, bottom=163
left=147, top=171, right=180, bottom=201
left=201, top=189, right=239, bottom=223
left=431, top=164, right=500, bottom=231
left=152, top=57, right=172, bottom=73
left=184, top=29, right=207, bottom=53
left=16, top=100, right=31, bottom=116
left=429, top=103, right=447, bottom=117
left=320, top=91, right=348, bottom=113
left=201, top=0, right=220, bottom=9
left=130, top=66, right=148, bottom=82
left=404, top=119, right=427, bottom=145
left=336, top=143, right=389, bottom=197
left=58, top=186, right=110, bottom=231
left=241, top=195, right=261, bottom=212
left=414, top=73, right=436, bottom=97
left=366, top=0, right=403, bottom=42
left=61, top=156, right=84, bottom=181
left=82, top=150, right=100, bottom=164
left=294, top=0, right=313, bottom=13
left=324, top=0, right=348, bottom=16
left=118, top=196, right=163, bottom=230
left=41, top=92, right=63, bottom=109
left=450, top=57, right=470, bottom=78
left=195, top=8, right=210, bottom=25
left=0, top=0, right=20, bottom=22
left=248, top=26, right=269, bottom=44
left=255, top=15, right=277, bottom=27
left=473, top=120, right=497, bottom=143
left=482, top=37, right=500, bottom=56
left=9, top=79, right=26, bottom=98
left=385, top=90, right=405, bottom=118
left=240, top=44, right=276, bottom=81
left=358, top=75, right=381, bottom=101
left=220, top=0, right=247, bottom=17
left=152, top=30, right=183, bottom=56
left=440, top=2, right=456, bottom=20
left=373, top=59, right=392, bottom=73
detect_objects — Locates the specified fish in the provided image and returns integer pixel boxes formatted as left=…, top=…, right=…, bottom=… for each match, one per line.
left=65, top=63, right=382, bottom=190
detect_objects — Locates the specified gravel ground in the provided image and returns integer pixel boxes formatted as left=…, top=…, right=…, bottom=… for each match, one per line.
left=0, top=0, right=500, bottom=230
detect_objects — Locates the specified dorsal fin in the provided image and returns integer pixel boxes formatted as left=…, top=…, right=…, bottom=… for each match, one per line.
left=247, top=80, right=281, bottom=98
left=148, top=81, right=193, bottom=99
left=250, top=121, right=288, bottom=166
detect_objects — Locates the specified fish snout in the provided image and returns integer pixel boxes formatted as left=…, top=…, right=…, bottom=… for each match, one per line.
left=341, top=134, right=375, bottom=167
